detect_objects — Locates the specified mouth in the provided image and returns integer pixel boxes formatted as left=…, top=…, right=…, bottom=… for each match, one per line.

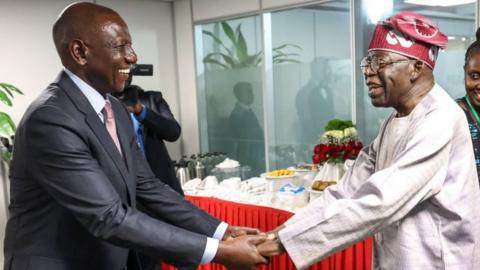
left=470, top=90, right=480, bottom=102
left=117, top=67, right=132, bottom=82
left=118, top=68, right=130, bottom=75
left=367, top=83, right=383, bottom=98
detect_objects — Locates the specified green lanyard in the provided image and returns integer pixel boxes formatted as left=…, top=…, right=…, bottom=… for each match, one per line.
left=465, top=95, right=480, bottom=125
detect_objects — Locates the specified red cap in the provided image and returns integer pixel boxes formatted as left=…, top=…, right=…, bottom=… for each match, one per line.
left=368, top=11, right=448, bottom=69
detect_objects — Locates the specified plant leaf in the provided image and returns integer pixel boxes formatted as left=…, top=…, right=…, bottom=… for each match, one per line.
left=203, top=52, right=236, bottom=68
left=202, top=30, right=232, bottom=55
left=0, top=90, right=13, bottom=107
left=221, top=21, right=237, bottom=47
left=0, top=84, right=13, bottom=97
left=273, top=43, right=303, bottom=51
left=1, top=83, right=23, bottom=95
left=235, top=24, right=242, bottom=39
left=0, top=112, right=15, bottom=138
left=274, top=59, right=302, bottom=64
left=236, top=31, right=249, bottom=65
left=244, top=55, right=258, bottom=66
left=1, top=150, right=12, bottom=164
left=219, top=53, right=237, bottom=68
left=273, top=52, right=301, bottom=58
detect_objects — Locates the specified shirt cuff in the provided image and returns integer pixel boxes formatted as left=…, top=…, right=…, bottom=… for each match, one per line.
left=200, top=237, right=219, bottom=264
left=134, top=106, right=148, bottom=121
left=212, top=222, right=229, bottom=240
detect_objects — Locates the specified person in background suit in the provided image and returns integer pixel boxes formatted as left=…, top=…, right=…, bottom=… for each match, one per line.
left=257, top=11, right=480, bottom=269
left=4, top=2, right=268, bottom=270
left=229, top=81, right=265, bottom=177
left=295, top=57, right=335, bottom=145
left=115, top=76, right=184, bottom=196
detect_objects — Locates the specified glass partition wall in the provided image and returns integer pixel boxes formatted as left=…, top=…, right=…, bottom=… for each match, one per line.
left=195, top=16, right=265, bottom=176
left=267, top=2, right=352, bottom=169
left=195, top=0, right=477, bottom=175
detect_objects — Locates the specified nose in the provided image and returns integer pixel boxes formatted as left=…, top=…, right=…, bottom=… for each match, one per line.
left=125, top=46, right=137, bottom=64
left=363, top=64, right=375, bottom=77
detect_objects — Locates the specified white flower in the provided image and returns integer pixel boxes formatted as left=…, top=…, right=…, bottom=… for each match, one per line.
left=326, top=130, right=344, bottom=139
left=343, top=127, right=358, bottom=140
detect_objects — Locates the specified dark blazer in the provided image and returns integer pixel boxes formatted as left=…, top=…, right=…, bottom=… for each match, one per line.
left=229, top=103, right=265, bottom=177
left=137, top=89, right=183, bottom=195
left=4, top=71, right=220, bottom=270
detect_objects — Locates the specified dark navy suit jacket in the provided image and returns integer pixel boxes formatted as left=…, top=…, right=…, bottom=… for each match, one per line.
left=4, top=71, right=220, bottom=270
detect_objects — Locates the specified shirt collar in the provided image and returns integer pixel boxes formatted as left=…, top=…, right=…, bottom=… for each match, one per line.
left=130, top=113, right=141, bottom=130
left=64, top=68, right=107, bottom=116
left=236, top=102, right=250, bottom=111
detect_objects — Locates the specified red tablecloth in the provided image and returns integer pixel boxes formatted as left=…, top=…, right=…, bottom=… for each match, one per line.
left=162, top=196, right=373, bottom=270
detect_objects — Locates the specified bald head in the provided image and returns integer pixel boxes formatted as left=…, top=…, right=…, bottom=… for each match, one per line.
left=51, top=2, right=137, bottom=95
left=52, top=2, right=123, bottom=66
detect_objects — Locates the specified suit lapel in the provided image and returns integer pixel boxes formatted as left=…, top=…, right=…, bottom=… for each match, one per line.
left=56, top=71, right=134, bottom=205
left=109, top=96, right=135, bottom=175
left=107, top=97, right=136, bottom=205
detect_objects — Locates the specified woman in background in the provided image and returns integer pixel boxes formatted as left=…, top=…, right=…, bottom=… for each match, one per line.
left=458, top=28, right=480, bottom=182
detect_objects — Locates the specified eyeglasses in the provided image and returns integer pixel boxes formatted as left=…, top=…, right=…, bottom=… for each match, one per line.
left=360, top=57, right=411, bottom=74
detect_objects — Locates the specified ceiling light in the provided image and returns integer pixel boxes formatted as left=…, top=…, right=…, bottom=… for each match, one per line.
left=404, top=0, right=475, bottom=7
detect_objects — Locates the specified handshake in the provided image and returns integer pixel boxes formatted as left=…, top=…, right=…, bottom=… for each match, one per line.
left=213, top=225, right=286, bottom=270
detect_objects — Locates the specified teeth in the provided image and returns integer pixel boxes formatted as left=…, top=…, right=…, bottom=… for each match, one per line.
left=118, top=68, right=130, bottom=74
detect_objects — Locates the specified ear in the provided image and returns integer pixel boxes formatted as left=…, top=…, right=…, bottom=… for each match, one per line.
left=410, top=60, right=425, bottom=82
left=69, top=39, right=88, bottom=66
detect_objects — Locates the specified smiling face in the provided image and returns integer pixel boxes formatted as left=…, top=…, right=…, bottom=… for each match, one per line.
left=363, top=50, right=414, bottom=112
left=465, top=53, right=480, bottom=110
left=80, top=14, right=137, bottom=95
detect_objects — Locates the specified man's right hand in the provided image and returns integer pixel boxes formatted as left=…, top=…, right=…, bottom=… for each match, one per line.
left=213, top=234, right=269, bottom=270
left=126, top=102, right=144, bottom=115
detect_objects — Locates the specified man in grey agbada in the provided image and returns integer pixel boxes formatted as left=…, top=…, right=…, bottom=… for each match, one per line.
left=258, top=11, right=480, bottom=270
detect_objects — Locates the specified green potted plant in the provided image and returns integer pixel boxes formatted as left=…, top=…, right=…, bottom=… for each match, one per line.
left=0, top=83, right=23, bottom=163
left=202, top=21, right=302, bottom=69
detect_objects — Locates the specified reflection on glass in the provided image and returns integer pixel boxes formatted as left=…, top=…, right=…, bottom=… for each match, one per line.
left=269, top=2, right=352, bottom=169
left=195, top=0, right=476, bottom=175
left=296, top=58, right=335, bottom=144
left=229, top=82, right=265, bottom=176
left=195, top=16, right=266, bottom=176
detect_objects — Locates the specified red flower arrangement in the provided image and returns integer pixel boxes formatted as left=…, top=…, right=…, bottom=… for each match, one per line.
left=311, top=119, right=363, bottom=165
left=312, top=141, right=363, bottom=164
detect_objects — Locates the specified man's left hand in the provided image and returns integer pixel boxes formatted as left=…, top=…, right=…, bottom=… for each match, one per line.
left=223, top=225, right=263, bottom=241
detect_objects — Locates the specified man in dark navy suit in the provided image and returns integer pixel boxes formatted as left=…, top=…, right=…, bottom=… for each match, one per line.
left=4, top=2, right=268, bottom=270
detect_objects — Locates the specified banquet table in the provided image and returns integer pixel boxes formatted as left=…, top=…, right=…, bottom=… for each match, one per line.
left=161, top=195, right=373, bottom=270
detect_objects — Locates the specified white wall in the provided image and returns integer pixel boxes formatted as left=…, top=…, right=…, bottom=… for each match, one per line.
left=174, top=0, right=201, bottom=156
left=0, top=0, right=182, bottom=160
left=0, top=0, right=180, bottom=265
